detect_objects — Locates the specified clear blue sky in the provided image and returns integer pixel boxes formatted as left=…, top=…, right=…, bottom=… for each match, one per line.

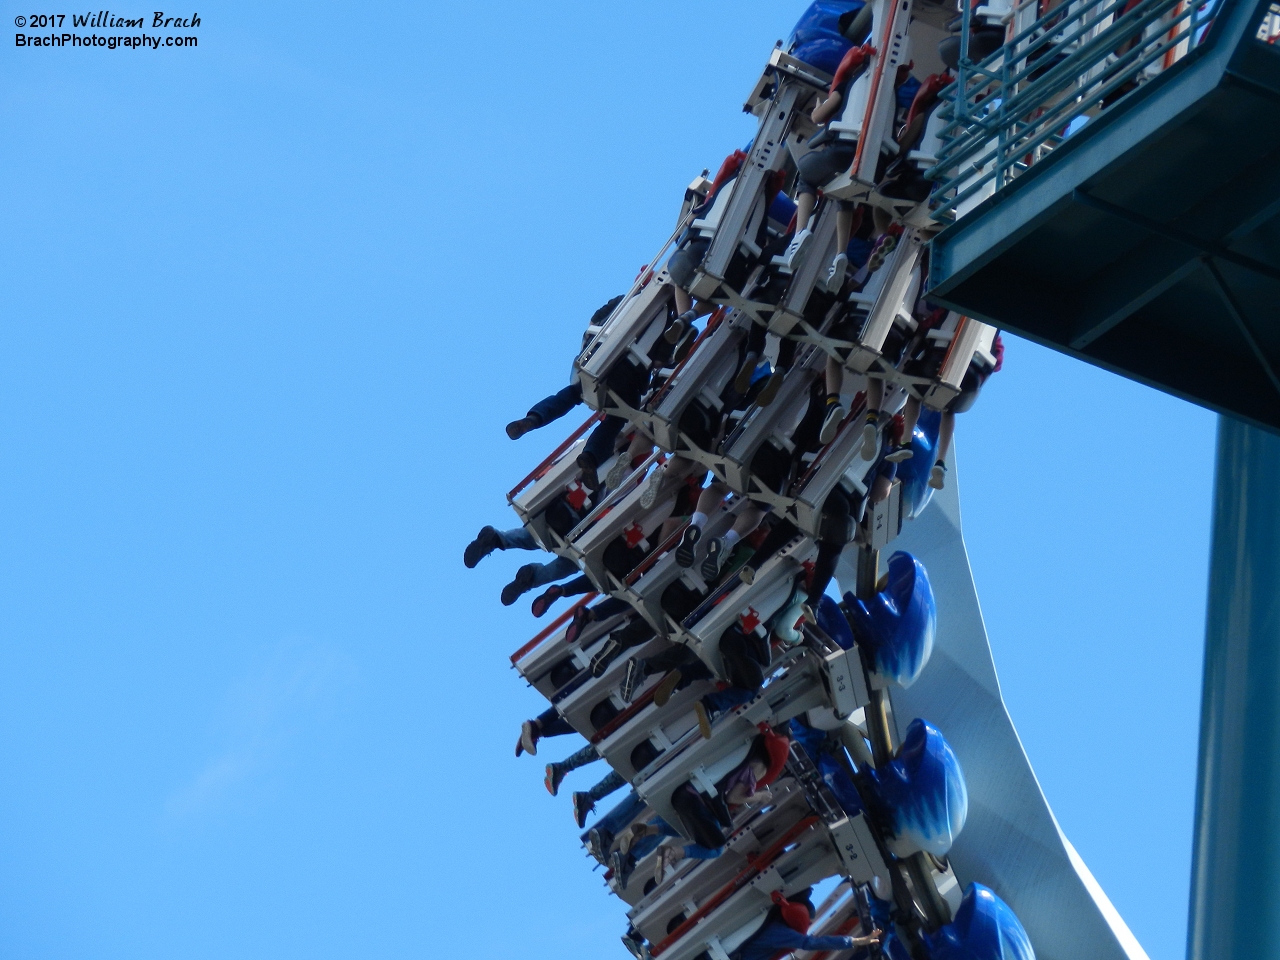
left=0, top=2, right=1214, bottom=958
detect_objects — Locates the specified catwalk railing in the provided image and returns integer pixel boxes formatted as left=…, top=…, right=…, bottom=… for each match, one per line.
left=927, top=0, right=1226, bottom=219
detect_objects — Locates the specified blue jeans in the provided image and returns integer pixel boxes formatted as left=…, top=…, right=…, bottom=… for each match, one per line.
left=586, top=770, right=626, bottom=802
left=583, top=414, right=626, bottom=467
left=529, top=382, right=584, bottom=426
left=529, top=556, right=579, bottom=588
left=497, top=527, right=539, bottom=551
left=528, top=381, right=625, bottom=469
left=636, top=817, right=720, bottom=861
left=705, top=686, right=756, bottom=715
left=498, top=529, right=577, bottom=586
left=589, top=789, right=647, bottom=840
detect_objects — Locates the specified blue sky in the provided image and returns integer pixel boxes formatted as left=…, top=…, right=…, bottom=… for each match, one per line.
left=0, top=2, right=1214, bottom=958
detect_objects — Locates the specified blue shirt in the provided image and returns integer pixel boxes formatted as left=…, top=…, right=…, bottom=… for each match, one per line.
left=735, top=920, right=856, bottom=960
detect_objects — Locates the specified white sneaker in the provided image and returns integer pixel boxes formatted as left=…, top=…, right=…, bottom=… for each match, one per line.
left=929, top=461, right=947, bottom=490
left=824, top=252, right=848, bottom=292
left=819, top=403, right=846, bottom=445
left=739, top=565, right=756, bottom=586
left=860, top=418, right=879, bottom=460
left=605, top=454, right=634, bottom=490
left=783, top=228, right=813, bottom=268
left=639, top=465, right=666, bottom=509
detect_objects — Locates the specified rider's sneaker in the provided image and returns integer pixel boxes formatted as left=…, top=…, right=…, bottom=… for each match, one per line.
left=544, top=762, right=567, bottom=797
left=639, top=465, right=666, bottom=509
left=463, top=525, right=502, bottom=568
left=819, top=403, right=846, bottom=445
left=695, top=700, right=714, bottom=740
left=675, top=524, right=702, bottom=568
left=783, top=227, right=813, bottom=268
left=663, top=309, right=698, bottom=344
left=519, top=719, right=540, bottom=757
left=605, top=454, right=634, bottom=490
left=620, top=657, right=647, bottom=703
left=733, top=351, right=760, bottom=395
left=824, top=252, right=849, bottom=292
left=589, top=638, right=621, bottom=678
left=757, top=370, right=785, bottom=408
left=653, top=669, right=682, bottom=708
left=859, top=416, right=880, bottom=461
left=701, top=536, right=725, bottom=581
left=500, top=564, right=537, bottom=606
left=929, top=459, right=947, bottom=490
left=572, top=792, right=595, bottom=828
left=505, top=415, right=539, bottom=440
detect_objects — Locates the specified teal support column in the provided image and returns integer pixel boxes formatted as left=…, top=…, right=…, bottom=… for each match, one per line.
left=1187, top=418, right=1280, bottom=960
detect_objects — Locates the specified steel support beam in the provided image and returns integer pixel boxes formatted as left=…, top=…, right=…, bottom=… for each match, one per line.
left=1187, top=417, right=1280, bottom=960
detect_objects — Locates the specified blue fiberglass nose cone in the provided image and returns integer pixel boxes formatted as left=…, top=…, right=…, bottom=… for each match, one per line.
left=866, top=718, right=968, bottom=857
left=924, top=883, right=1036, bottom=960
left=845, top=551, right=936, bottom=688
left=788, top=0, right=867, bottom=73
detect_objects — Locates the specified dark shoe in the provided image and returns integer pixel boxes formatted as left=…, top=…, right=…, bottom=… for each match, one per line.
left=733, top=351, right=760, bottom=395
left=506, top=415, right=540, bottom=440
left=463, top=525, right=502, bottom=568
left=621, top=933, right=645, bottom=959
left=572, top=792, right=595, bottom=828
left=700, top=536, right=725, bottom=581
left=673, top=325, right=699, bottom=362
left=577, top=451, right=600, bottom=492
left=819, top=403, right=846, bottom=445
left=500, top=565, right=537, bottom=606
left=621, top=657, right=647, bottom=702
left=531, top=584, right=565, bottom=618
left=756, top=370, right=785, bottom=407
left=565, top=605, right=593, bottom=644
left=867, top=232, right=898, bottom=273
left=675, top=524, right=702, bottom=567
left=545, top=762, right=567, bottom=797
left=653, top=669, right=682, bottom=708
left=589, top=638, right=622, bottom=678
left=664, top=309, right=697, bottom=344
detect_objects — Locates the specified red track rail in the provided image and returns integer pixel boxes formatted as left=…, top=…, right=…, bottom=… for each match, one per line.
left=507, top=412, right=603, bottom=503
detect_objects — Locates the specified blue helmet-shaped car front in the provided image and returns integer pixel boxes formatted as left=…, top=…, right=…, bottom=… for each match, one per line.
left=866, top=718, right=968, bottom=857
left=845, top=551, right=936, bottom=688
left=788, top=0, right=868, bottom=73
left=924, top=883, right=1036, bottom=960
